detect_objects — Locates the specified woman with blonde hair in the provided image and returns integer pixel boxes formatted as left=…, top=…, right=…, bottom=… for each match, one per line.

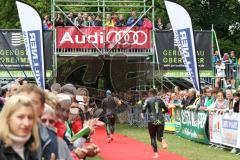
left=0, top=95, right=40, bottom=160
left=45, top=91, right=59, bottom=110
left=105, top=14, right=115, bottom=27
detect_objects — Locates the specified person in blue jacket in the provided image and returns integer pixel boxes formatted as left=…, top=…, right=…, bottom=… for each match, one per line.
left=126, top=11, right=143, bottom=27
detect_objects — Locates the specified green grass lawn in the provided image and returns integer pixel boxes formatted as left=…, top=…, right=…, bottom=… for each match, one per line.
left=87, top=124, right=239, bottom=160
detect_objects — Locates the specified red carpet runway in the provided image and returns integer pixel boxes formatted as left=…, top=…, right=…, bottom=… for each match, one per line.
left=92, top=127, right=188, bottom=160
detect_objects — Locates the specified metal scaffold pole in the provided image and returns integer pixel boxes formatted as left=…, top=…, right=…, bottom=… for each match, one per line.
left=51, top=0, right=57, bottom=83
left=152, top=0, right=155, bottom=89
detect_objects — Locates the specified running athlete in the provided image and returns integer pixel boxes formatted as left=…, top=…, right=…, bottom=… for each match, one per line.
left=101, top=90, right=122, bottom=143
left=141, top=88, right=168, bottom=159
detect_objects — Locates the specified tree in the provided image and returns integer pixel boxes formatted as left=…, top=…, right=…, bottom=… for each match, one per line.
left=0, top=0, right=20, bottom=28
left=179, top=0, right=240, bottom=53
left=0, top=0, right=51, bottom=29
left=153, top=0, right=240, bottom=53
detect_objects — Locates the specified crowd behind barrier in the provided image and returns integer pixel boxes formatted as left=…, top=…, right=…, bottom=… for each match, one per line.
left=123, top=85, right=240, bottom=154
left=43, top=11, right=155, bottom=30
left=51, top=11, right=156, bottom=54
left=0, top=77, right=240, bottom=158
left=43, top=11, right=165, bottom=30
left=213, top=50, right=240, bottom=89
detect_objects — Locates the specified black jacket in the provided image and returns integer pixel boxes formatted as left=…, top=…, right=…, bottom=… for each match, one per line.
left=0, top=137, right=38, bottom=160
left=115, top=20, right=125, bottom=27
left=37, top=123, right=73, bottom=160
left=234, top=100, right=240, bottom=113
left=0, top=98, right=4, bottom=112
left=94, top=20, right=102, bottom=26
left=101, top=96, right=118, bottom=116
left=181, top=96, right=196, bottom=108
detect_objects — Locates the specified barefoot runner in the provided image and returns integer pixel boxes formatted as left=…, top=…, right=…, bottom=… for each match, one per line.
left=141, top=88, right=168, bottom=159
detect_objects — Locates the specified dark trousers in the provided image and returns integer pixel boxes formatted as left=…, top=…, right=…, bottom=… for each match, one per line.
left=148, top=122, right=164, bottom=152
left=104, top=115, right=116, bottom=137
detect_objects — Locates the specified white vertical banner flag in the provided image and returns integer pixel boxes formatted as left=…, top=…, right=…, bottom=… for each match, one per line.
left=164, top=1, right=200, bottom=91
left=16, top=1, right=45, bottom=89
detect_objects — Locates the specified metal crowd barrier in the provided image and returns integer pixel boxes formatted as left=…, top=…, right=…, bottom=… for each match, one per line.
left=126, top=104, right=172, bottom=128
left=127, top=104, right=148, bottom=128
left=237, top=65, right=240, bottom=87
left=224, top=63, right=238, bottom=80
left=211, top=63, right=240, bottom=89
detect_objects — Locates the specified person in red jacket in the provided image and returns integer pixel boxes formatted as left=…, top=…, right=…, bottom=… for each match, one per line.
left=142, top=16, right=153, bottom=30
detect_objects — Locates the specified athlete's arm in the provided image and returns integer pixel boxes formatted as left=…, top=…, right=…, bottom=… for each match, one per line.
left=160, top=99, right=168, bottom=114
left=113, top=97, right=122, bottom=106
left=142, top=99, right=148, bottom=113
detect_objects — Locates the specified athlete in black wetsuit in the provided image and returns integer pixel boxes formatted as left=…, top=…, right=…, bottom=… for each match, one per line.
left=101, top=90, right=122, bottom=143
left=141, top=88, right=168, bottom=159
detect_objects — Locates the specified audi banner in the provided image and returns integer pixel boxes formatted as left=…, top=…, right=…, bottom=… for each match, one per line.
left=56, top=27, right=151, bottom=49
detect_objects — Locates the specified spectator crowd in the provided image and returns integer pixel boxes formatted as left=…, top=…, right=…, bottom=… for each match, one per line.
left=43, top=11, right=169, bottom=30
left=131, top=85, right=240, bottom=154
left=214, top=50, right=240, bottom=89
left=0, top=76, right=240, bottom=159
left=0, top=80, right=107, bottom=160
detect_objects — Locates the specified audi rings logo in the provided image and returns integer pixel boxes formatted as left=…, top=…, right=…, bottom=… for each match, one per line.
left=106, top=30, right=148, bottom=45
left=58, top=28, right=150, bottom=47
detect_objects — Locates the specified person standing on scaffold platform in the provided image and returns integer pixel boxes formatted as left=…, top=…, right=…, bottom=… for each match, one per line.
left=141, top=88, right=168, bottom=159
left=101, top=90, right=122, bottom=143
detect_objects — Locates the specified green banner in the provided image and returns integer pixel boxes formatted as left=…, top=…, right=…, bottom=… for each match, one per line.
left=175, top=107, right=209, bottom=144
left=155, top=70, right=214, bottom=78
left=0, top=70, right=52, bottom=78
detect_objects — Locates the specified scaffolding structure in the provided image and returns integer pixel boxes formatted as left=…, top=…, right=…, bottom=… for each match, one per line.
left=51, top=0, right=156, bottom=88
left=51, top=0, right=155, bottom=54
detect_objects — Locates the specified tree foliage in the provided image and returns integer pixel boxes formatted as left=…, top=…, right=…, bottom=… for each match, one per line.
left=0, top=0, right=19, bottom=28
left=0, top=0, right=239, bottom=53
left=0, top=0, right=51, bottom=29
left=153, top=0, right=240, bottom=53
